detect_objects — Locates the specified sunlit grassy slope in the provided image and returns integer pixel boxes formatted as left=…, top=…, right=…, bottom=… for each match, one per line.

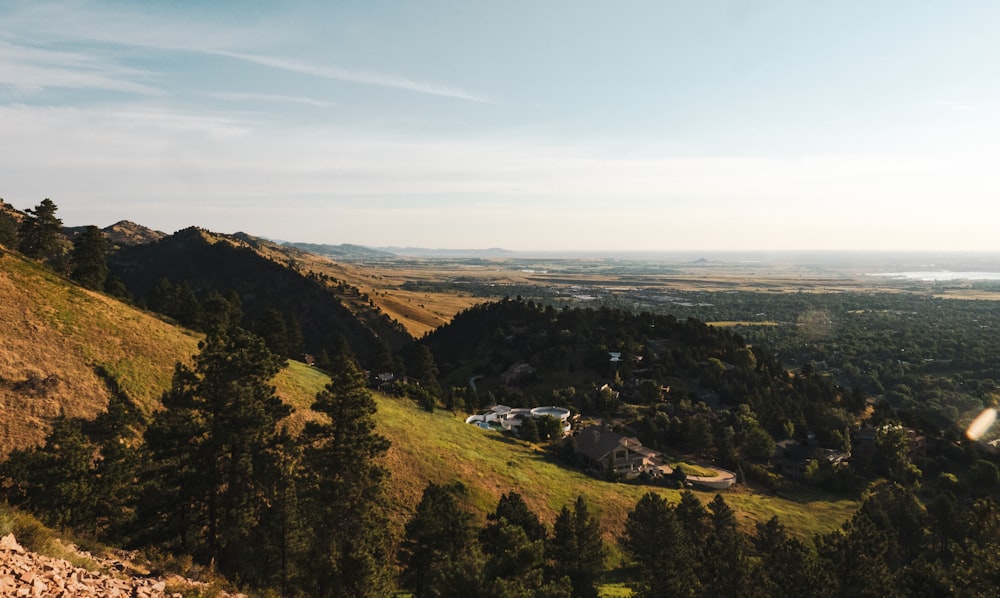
left=0, top=248, right=333, bottom=455
left=0, top=249, right=201, bottom=454
left=299, top=382, right=859, bottom=546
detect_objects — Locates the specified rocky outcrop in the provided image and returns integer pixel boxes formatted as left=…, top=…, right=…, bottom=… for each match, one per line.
left=0, top=533, right=241, bottom=598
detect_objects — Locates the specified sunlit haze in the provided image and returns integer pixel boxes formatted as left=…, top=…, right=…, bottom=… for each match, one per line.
left=2, top=1, right=999, bottom=251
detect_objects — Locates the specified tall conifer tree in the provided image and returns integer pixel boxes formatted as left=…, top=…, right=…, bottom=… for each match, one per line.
left=550, top=496, right=605, bottom=598
left=138, top=327, right=290, bottom=582
left=18, top=198, right=63, bottom=262
left=0, top=208, right=17, bottom=248
left=400, top=482, right=482, bottom=598
left=298, top=339, right=392, bottom=597
left=69, top=225, right=109, bottom=290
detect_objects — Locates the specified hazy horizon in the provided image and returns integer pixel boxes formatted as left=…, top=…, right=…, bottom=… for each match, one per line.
left=3, top=1, right=999, bottom=252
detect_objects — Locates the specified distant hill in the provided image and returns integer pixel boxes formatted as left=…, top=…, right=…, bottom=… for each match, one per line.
left=108, top=227, right=412, bottom=362
left=283, top=241, right=396, bottom=260
left=63, top=220, right=167, bottom=247
left=0, top=199, right=24, bottom=223
left=420, top=297, right=748, bottom=404
left=101, top=220, right=167, bottom=246
left=376, top=246, right=516, bottom=258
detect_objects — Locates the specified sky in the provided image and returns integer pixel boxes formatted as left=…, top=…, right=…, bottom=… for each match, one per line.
left=2, top=0, right=999, bottom=252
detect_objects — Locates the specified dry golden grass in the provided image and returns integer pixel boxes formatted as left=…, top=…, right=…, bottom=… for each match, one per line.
left=250, top=250, right=491, bottom=337
left=373, top=290, right=483, bottom=337
left=0, top=249, right=202, bottom=454
left=0, top=249, right=351, bottom=455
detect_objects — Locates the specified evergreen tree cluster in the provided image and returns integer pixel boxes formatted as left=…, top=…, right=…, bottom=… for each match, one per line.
left=17, top=198, right=64, bottom=264
left=0, top=201, right=20, bottom=248
left=621, top=484, right=1000, bottom=597
left=2, top=199, right=121, bottom=293
left=0, top=326, right=394, bottom=596
left=423, top=298, right=866, bottom=479
left=399, top=486, right=605, bottom=598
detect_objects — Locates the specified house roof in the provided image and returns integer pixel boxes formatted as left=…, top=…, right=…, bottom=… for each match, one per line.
left=574, top=425, right=636, bottom=462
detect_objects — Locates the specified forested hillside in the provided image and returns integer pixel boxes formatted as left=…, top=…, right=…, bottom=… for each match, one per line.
left=421, top=298, right=851, bottom=452
left=108, top=227, right=411, bottom=362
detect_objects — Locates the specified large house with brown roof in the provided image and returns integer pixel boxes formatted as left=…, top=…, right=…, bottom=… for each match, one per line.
left=573, top=425, right=661, bottom=478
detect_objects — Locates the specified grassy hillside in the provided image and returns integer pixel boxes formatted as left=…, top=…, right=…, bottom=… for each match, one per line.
left=370, top=394, right=859, bottom=547
left=239, top=244, right=488, bottom=338
left=272, top=360, right=859, bottom=551
left=0, top=248, right=201, bottom=454
left=0, top=248, right=331, bottom=455
left=0, top=246, right=858, bottom=558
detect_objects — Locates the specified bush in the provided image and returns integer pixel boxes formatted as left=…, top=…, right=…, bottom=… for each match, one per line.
left=10, top=512, right=56, bottom=553
left=743, top=462, right=786, bottom=492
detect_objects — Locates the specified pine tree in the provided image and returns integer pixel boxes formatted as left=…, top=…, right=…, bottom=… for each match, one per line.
left=171, top=281, right=202, bottom=328
left=69, top=225, right=109, bottom=290
left=90, top=381, right=145, bottom=539
left=146, top=277, right=177, bottom=315
left=370, top=339, right=399, bottom=375
left=298, top=340, right=392, bottom=597
left=701, top=494, right=749, bottom=595
left=750, top=516, right=831, bottom=597
left=251, top=426, right=310, bottom=593
left=481, top=522, right=571, bottom=598
left=675, top=490, right=710, bottom=538
left=550, top=496, right=605, bottom=598
left=622, top=492, right=700, bottom=597
left=285, top=313, right=305, bottom=358
left=0, top=416, right=96, bottom=529
left=481, top=492, right=547, bottom=555
left=400, top=482, right=482, bottom=598
left=409, top=345, right=442, bottom=396
left=0, top=208, right=18, bottom=248
left=519, top=415, right=541, bottom=442
left=818, top=514, right=899, bottom=598
left=255, top=308, right=290, bottom=358
left=138, top=327, right=291, bottom=581
left=18, top=198, right=63, bottom=262
left=0, top=371, right=145, bottom=541
left=201, top=290, right=243, bottom=332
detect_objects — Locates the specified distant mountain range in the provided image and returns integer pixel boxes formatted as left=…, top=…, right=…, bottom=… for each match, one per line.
left=282, top=242, right=396, bottom=259
left=374, top=246, right=516, bottom=258
left=280, top=242, right=516, bottom=260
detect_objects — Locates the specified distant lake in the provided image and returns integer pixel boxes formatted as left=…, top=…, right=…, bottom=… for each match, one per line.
left=867, top=271, right=1000, bottom=281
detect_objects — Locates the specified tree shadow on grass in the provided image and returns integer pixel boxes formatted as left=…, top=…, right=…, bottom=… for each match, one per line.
left=483, top=431, right=522, bottom=446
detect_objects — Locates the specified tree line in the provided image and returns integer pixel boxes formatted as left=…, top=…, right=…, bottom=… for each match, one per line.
left=1, top=324, right=392, bottom=595
left=0, top=198, right=121, bottom=294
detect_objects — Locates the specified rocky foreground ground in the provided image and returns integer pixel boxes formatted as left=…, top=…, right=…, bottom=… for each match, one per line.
left=0, top=533, right=243, bottom=597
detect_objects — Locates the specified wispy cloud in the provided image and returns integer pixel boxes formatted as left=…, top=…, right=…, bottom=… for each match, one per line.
left=211, top=50, right=489, bottom=103
left=1, top=3, right=486, bottom=103
left=0, top=41, right=160, bottom=95
left=205, top=91, right=334, bottom=108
